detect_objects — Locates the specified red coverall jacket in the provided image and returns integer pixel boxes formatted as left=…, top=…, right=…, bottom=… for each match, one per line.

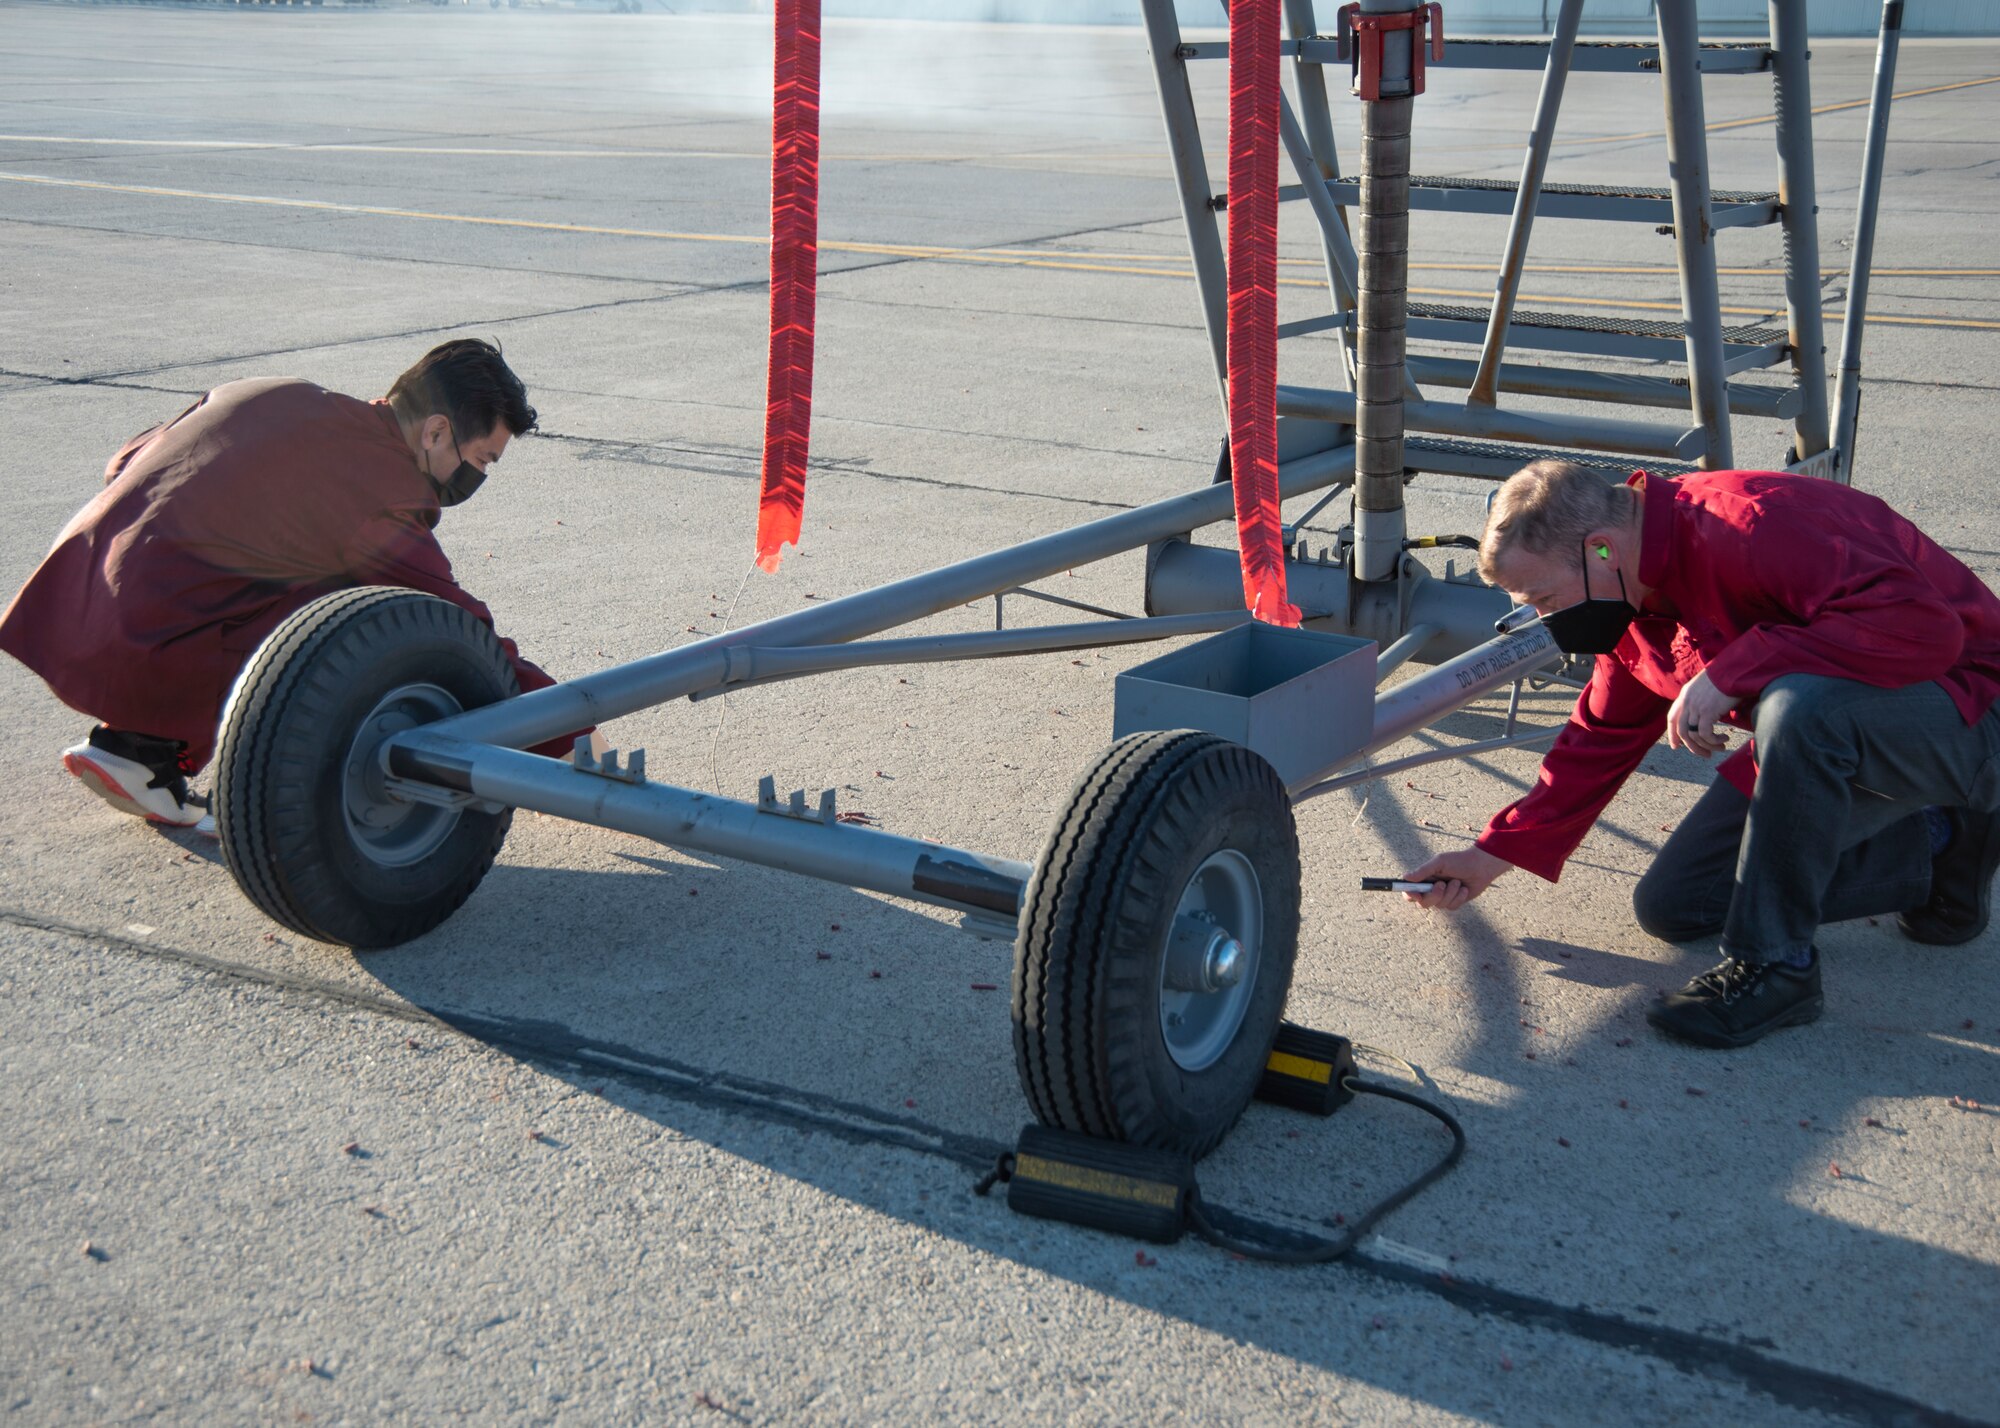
left=0, top=378, right=563, bottom=772
left=1476, top=470, right=2000, bottom=882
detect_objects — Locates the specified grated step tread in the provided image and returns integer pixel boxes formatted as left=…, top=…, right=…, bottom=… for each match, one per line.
left=1408, top=436, right=1698, bottom=480
left=1401, top=174, right=1775, bottom=206
left=1407, top=301, right=1788, bottom=348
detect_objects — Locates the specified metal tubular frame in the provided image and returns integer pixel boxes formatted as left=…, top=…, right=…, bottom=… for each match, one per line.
left=1284, top=0, right=1362, bottom=376
left=1141, top=0, right=1233, bottom=414
left=359, top=0, right=1892, bottom=946
left=1469, top=0, right=1584, bottom=406
left=1654, top=0, right=1734, bottom=469
left=1766, top=0, right=1831, bottom=461
left=1832, top=0, right=1905, bottom=484
left=1277, top=383, right=1703, bottom=459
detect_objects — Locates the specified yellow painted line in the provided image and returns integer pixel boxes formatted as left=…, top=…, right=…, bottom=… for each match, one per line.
left=5, top=169, right=1996, bottom=331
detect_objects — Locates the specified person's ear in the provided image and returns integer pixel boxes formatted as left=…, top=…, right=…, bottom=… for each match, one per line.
left=422, top=413, right=450, bottom=451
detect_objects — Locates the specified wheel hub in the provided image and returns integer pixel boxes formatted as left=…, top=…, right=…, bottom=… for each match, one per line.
left=342, top=682, right=465, bottom=868
left=1158, top=849, right=1264, bottom=1072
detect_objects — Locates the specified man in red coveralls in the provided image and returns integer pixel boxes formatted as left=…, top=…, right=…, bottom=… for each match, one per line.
left=0, top=338, right=569, bottom=831
left=1404, top=460, right=2000, bottom=1049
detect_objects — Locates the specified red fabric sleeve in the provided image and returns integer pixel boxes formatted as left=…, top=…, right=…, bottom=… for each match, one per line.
left=1224, top=0, right=1300, bottom=628
left=1699, top=513, right=1965, bottom=703
left=1475, top=654, right=1671, bottom=882
left=754, top=0, right=821, bottom=574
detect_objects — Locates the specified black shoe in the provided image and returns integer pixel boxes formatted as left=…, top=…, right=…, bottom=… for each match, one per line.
left=1898, top=806, right=2000, bottom=945
left=1646, top=954, right=1824, bottom=1049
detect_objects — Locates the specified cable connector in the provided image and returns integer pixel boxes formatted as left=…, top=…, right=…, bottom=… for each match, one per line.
left=1256, top=1023, right=1359, bottom=1116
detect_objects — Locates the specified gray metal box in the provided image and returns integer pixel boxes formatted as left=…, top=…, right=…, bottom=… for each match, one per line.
left=1113, top=624, right=1377, bottom=790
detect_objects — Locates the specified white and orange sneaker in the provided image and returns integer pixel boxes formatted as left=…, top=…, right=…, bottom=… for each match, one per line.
left=62, top=741, right=208, bottom=828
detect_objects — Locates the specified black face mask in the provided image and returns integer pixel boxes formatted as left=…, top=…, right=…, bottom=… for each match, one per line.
left=1537, top=538, right=1638, bottom=655
left=427, top=422, right=487, bottom=507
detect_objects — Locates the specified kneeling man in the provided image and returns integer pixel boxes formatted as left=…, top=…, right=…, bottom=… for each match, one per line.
left=1405, top=460, right=2000, bottom=1047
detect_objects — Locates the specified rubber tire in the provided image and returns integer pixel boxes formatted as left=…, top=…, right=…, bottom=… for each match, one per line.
left=1012, top=730, right=1302, bottom=1159
left=214, top=587, right=519, bottom=950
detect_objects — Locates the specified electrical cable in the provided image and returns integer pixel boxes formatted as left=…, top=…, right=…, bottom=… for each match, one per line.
left=1184, top=1076, right=1466, bottom=1265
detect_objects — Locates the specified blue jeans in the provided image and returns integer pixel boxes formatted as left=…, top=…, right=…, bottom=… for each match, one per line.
left=1631, top=674, right=2000, bottom=964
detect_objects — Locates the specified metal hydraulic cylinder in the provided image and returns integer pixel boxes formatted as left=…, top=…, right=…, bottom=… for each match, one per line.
left=1350, top=0, right=1423, bottom=583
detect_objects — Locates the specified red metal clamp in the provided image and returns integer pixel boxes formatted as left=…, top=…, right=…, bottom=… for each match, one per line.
left=1335, top=3, right=1445, bottom=100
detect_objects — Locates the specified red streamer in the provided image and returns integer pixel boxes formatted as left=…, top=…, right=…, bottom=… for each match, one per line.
left=1227, top=0, right=1301, bottom=627
left=755, top=0, right=822, bottom=574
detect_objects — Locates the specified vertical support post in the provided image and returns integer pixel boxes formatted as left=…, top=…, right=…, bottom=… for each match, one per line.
left=1468, top=0, right=1582, bottom=407
left=1141, top=0, right=1232, bottom=419
left=1351, top=0, right=1420, bottom=583
left=1767, top=0, right=1831, bottom=462
left=1831, top=0, right=1905, bottom=486
left=1654, top=0, right=1733, bottom=471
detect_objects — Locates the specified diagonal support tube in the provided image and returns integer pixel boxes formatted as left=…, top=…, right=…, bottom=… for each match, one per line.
left=399, top=446, right=1356, bottom=754
left=1831, top=0, right=1905, bottom=485
left=1654, top=0, right=1733, bottom=469
left=1468, top=0, right=1584, bottom=407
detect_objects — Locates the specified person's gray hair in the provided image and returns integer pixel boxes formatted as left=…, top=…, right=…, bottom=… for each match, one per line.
left=1478, top=460, right=1638, bottom=585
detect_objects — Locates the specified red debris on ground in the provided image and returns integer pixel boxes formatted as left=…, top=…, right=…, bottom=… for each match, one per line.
left=1828, top=1162, right=1843, bottom=1178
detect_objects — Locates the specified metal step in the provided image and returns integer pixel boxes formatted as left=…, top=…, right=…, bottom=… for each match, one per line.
left=1183, top=38, right=1774, bottom=76
left=1373, top=302, right=1791, bottom=374
left=1425, top=37, right=1773, bottom=75
left=1402, top=354, right=1803, bottom=421
left=1321, top=174, right=1779, bottom=228
left=1406, top=436, right=1698, bottom=483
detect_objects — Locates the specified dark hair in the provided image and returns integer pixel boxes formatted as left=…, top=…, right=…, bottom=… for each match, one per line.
left=387, top=338, right=537, bottom=439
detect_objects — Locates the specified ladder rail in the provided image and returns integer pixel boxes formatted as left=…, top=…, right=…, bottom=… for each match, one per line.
left=1768, top=0, right=1832, bottom=462
left=1654, top=0, right=1735, bottom=469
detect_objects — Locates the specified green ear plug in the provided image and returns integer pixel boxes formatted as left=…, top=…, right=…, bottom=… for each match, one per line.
left=1596, top=544, right=1611, bottom=559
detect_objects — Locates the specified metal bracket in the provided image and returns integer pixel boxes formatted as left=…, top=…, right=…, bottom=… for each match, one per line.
left=756, top=775, right=838, bottom=825
left=573, top=737, right=647, bottom=784
left=1336, top=3, right=1444, bottom=100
